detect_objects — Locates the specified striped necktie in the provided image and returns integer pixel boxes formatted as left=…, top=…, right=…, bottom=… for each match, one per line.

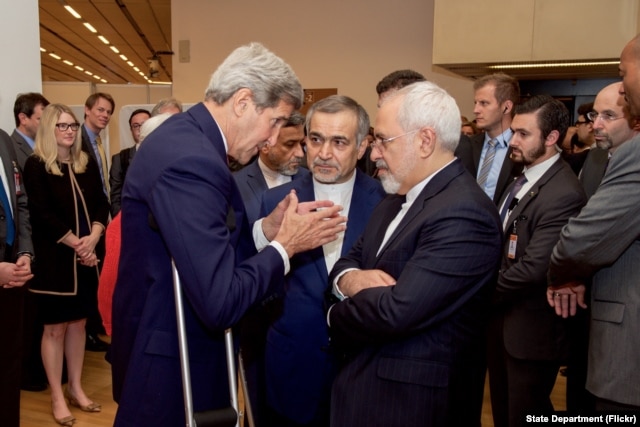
left=477, top=139, right=497, bottom=189
left=96, top=135, right=110, bottom=196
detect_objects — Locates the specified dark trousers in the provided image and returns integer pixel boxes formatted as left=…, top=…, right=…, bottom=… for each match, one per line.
left=0, top=286, right=25, bottom=427
left=488, top=315, right=561, bottom=427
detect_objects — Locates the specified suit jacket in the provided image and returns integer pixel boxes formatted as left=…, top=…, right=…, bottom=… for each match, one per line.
left=495, top=157, right=586, bottom=360
left=579, top=147, right=609, bottom=199
left=109, top=146, right=137, bottom=216
left=260, top=171, right=385, bottom=423
left=0, top=130, right=32, bottom=259
left=111, top=103, right=288, bottom=427
left=327, top=159, right=502, bottom=427
left=0, top=129, right=33, bottom=427
left=455, top=132, right=523, bottom=204
left=550, top=135, right=640, bottom=406
left=10, top=130, right=33, bottom=170
left=23, top=157, right=109, bottom=295
left=233, top=158, right=310, bottom=224
left=81, top=125, right=108, bottom=196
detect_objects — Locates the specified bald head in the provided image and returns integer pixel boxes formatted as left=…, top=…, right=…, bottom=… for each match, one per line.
left=592, top=82, right=640, bottom=152
left=619, top=35, right=640, bottom=116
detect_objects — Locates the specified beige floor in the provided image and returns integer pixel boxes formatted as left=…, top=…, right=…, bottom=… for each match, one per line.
left=20, top=343, right=567, bottom=426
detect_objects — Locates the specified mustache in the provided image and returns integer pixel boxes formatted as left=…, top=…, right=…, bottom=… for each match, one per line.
left=312, top=159, right=339, bottom=168
left=375, top=159, right=388, bottom=169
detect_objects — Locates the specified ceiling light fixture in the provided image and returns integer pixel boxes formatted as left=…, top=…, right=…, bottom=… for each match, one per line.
left=489, top=60, right=620, bottom=70
left=83, top=22, right=97, bottom=33
left=49, top=53, right=61, bottom=60
left=110, top=46, right=119, bottom=54
left=63, top=60, right=73, bottom=66
left=64, top=5, right=81, bottom=19
left=98, top=35, right=109, bottom=45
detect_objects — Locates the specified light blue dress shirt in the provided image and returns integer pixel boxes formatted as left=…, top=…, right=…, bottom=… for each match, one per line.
left=477, top=128, right=513, bottom=199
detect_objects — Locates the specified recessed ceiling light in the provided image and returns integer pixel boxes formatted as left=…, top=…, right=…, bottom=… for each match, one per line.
left=49, top=53, right=61, bottom=60
left=110, top=46, right=120, bottom=54
left=84, top=23, right=97, bottom=33
left=64, top=5, right=81, bottom=19
left=98, top=35, right=109, bottom=45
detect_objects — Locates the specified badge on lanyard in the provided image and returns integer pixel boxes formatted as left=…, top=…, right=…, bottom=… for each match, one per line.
left=12, top=161, right=22, bottom=196
left=507, top=216, right=520, bottom=259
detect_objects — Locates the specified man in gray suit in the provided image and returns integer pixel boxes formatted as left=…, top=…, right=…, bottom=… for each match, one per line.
left=580, top=82, right=640, bottom=199
left=11, top=93, right=49, bottom=169
left=548, top=34, right=640, bottom=411
left=0, top=128, right=35, bottom=427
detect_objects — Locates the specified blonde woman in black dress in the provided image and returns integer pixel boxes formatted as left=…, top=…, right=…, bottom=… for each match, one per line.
left=24, top=104, right=109, bottom=426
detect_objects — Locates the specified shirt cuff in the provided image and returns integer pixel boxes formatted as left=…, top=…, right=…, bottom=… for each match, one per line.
left=252, top=218, right=270, bottom=251
left=332, top=268, right=359, bottom=300
left=268, top=240, right=290, bottom=275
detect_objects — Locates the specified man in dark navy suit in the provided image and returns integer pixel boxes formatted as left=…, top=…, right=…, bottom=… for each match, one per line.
left=111, top=43, right=347, bottom=427
left=256, top=95, right=385, bottom=426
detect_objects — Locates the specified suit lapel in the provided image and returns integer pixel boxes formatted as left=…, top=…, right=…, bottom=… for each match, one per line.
left=376, top=160, right=463, bottom=258
left=504, top=158, right=563, bottom=230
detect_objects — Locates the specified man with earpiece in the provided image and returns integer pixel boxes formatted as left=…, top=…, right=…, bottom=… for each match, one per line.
left=455, top=72, right=524, bottom=204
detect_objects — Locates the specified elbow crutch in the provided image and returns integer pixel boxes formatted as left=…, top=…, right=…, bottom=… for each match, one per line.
left=172, top=261, right=239, bottom=427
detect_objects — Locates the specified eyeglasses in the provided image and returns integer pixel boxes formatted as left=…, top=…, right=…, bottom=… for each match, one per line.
left=586, top=111, right=625, bottom=123
left=371, top=129, right=420, bottom=151
left=574, top=120, right=591, bottom=126
left=131, top=123, right=143, bottom=130
left=55, top=122, right=80, bottom=132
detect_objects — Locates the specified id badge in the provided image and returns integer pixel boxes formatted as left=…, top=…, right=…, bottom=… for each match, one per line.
left=507, top=234, right=517, bottom=259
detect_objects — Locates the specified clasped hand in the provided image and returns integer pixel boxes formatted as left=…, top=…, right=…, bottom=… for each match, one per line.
left=546, top=282, right=587, bottom=318
left=73, top=235, right=99, bottom=267
left=267, top=190, right=348, bottom=257
left=0, top=257, right=33, bottom=288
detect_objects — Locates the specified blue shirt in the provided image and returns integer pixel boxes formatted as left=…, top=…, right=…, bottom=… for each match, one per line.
left=477, top=128, right=513, bottom=199
left=15, top=129, right=35, bottom=150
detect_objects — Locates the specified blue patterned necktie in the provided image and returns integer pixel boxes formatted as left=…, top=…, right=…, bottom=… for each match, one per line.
left=0, top=179, right=15, bottom=245
left=477, top=139, right=497, bottom=190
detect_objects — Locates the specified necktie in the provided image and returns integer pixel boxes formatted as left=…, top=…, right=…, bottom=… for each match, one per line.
left=477, top=139, right=497, bottom=189
left=96, top=135, right=110, bottom=195
left=0, top=179, right=15, bottom=246
left=500, top=174, right=527, bottom=222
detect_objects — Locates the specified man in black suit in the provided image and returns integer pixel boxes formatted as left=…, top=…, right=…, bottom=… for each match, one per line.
left=455, top=73, right=523, bottom=204
left=82, top=92, right=115, bottom=198
left=11, top=92, right=49, bottom=170
left=327, top=81, right=502, bottom=427
left=81, top=92, right=115, bottom=351
left=488, top=95, right=587, bottom=427
left=0, top=129, right=35, bottom=427
left=109, top=108, right=150, bottom=217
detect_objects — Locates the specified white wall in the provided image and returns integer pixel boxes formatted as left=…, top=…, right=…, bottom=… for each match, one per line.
left=171, top=0, right=476, bottom=120
left=0, top=0, right=41, bottom=133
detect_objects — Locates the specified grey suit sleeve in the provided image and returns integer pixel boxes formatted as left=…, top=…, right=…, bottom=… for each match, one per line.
left=550, top=137, right=640, bottom=283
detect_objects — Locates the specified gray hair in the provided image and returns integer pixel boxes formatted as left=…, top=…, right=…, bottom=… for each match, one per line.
left=151, top=97, right=183, bottom=116
left=205, top=42, right=303, bottom=110
left=285, top=111, right=305, bottom=128
left=140, top=112, right=172, bottom=143
left=392, top=81, right=461, bottom=153
left=305, top=95, right=370, bottom=147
